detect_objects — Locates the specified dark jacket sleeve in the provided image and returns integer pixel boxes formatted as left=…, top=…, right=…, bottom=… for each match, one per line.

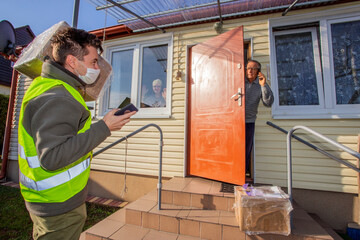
left=24, top=87, right=111, bottom=171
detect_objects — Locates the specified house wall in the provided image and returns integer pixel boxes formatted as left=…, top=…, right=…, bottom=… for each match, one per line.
left=5, top=1, right=359, bottom=231
left=86, top=3, right=359, bottom=229
left=87, top=1, right=360, bottom=196
left=7, top=75, right=29, bottom=164
left=0, top=85, right=10, bottom=95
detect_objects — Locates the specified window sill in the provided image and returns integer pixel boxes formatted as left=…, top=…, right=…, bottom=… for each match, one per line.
left=132, top=113, right=172, bottom=119
left=272, top=112, right=360, bottom=120
left=93, top=113, right=172, bottom=120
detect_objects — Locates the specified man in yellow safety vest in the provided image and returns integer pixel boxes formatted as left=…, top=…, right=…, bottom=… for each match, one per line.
left=18, top=27, right=136, bottom=240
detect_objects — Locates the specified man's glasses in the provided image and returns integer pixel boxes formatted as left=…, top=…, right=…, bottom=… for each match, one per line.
left=246, top=67, right=260, bottom=71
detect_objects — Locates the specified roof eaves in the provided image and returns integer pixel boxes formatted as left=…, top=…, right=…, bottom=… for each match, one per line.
left=90, top=24, right=134, bottom=41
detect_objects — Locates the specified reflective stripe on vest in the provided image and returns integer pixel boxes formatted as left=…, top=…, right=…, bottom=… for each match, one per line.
left=18, top=76, right=92, bottom=203
left=18, top=144, right=40, bottom=169
left=20, top=157, right=90, bottom=191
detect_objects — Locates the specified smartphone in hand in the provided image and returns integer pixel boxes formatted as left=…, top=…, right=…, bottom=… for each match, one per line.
left=114, top=103, right=138, bottom=116
left=258, top=72, right=264, bottom=81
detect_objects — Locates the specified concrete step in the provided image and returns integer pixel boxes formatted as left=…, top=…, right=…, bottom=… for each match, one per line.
left=84, top=207, right=244, bottom=240
left=160, top=177, right=235, bottom=211
left=83, top=177, right=340, bottom=240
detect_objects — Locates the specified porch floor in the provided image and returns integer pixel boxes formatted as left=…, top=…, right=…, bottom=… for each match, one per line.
left=81, top=177, right=342, bottom=240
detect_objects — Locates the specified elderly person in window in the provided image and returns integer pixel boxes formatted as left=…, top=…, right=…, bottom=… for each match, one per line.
left=143, top=79, right=166, bottom=108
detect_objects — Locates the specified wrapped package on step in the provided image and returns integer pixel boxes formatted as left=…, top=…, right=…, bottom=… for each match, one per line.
left=13, top=21, right=112, bottom=101
left=234, top=185, right=293, bottom=236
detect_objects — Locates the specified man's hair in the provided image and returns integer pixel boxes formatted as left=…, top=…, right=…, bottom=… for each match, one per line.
left=246, top=59, right=262, bottom=72
left=51, top=27, right=103, bottom=66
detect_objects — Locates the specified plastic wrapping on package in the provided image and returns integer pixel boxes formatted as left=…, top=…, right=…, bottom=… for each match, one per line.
left=13, top=21, right=112, bottom=101
left=233, top=185, right=293, bottom=236
left=14, top=21, right=69, bottom=79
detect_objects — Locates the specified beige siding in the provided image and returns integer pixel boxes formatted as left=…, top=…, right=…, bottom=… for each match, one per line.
left=8, top=1, right=360, bottom=194
left=255, top=117, right=359, bottom=194
left=252, top=3, right=360, bottom=194
left=90, top=16, right=273, bottom=180
left=0, top=85, right=10, bottom=95
left=8, top=75, right=31, bottom=161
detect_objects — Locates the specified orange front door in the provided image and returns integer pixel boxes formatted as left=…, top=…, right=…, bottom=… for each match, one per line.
left=188, top=26, right=245, bottom=185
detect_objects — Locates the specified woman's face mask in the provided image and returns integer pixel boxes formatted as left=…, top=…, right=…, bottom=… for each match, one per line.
left=76, top=59, right=100, bottom=85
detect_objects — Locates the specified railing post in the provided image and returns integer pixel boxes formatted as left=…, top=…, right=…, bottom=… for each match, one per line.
left=285, top=125, right=360, bottom=229
left=357, top=134, right=360, bottom=224
left=93, top=123, right=164, bottom=210
left=286, top=129, right=295, bottom=203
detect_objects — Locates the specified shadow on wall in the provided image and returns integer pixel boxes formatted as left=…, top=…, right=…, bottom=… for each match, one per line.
left=292, top=188, right=357, bottom=232
left=88, top=169, right=170, bottom=203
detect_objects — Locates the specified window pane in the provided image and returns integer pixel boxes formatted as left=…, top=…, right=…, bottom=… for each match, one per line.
left=275, top=32, right=319, bottom=106
left=331, top=20, right=360, bottom=104
left=140, top=45, right=168, bottom=108
left=109, top=49, right=134, bottom=109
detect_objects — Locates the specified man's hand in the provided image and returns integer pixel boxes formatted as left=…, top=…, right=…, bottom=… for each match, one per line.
left=102, top=109, right=137, bottom=131
left=258, top=72, right=266, bottom=86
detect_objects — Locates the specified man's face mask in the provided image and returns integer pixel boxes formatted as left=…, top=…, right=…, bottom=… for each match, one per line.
left=76, top=59, right=100, bottom=85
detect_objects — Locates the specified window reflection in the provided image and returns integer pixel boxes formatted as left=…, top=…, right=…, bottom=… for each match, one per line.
left=331, top=20, right=360, bottom=104
left=140, top=45, right=168, bottom=108
left=109, top=49, right=134, bottom=109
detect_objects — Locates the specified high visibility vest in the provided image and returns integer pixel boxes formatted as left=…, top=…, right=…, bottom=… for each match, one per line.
left=18, top=77, right=92, bottom=203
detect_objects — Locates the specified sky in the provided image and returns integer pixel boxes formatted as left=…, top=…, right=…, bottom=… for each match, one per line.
left=0, top=0, right=119, bottom=36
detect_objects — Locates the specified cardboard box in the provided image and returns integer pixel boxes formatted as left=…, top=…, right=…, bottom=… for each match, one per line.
left=14, top=21, right=112, bottom=101
left=234, top=185, right=293, bottom=235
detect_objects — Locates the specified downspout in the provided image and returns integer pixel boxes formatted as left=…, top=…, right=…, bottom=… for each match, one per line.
left=0, top=69, right=19, bottom=180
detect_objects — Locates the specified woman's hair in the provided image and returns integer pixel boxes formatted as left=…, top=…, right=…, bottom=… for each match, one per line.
left=152, top=79, right=163, bottom=86
left=51, top=27, right=103, bottom=66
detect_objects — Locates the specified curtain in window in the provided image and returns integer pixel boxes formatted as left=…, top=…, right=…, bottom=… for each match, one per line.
left=275, top=32, right=319, bottom=106
left=331, top=20, right=360, bottom=104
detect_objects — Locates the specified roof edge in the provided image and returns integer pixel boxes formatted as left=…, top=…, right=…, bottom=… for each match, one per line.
left=90, top=24, right=133, bottom=41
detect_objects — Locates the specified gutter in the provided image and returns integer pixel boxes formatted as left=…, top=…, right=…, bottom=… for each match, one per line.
left=90, top=24, right=133, bottom=41
left=0, top=69, right=19, bottom=180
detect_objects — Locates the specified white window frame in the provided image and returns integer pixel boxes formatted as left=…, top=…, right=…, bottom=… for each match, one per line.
left=271, top=28, right=325, bottom=117
left=269, top=6, right=360, bottom=119
left=322, top=15, right=360, bottom=113
left=99, top=33, right=173, bottom=118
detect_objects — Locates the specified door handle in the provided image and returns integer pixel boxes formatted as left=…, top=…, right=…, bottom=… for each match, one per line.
left=231, top=88, right=242, bottom=106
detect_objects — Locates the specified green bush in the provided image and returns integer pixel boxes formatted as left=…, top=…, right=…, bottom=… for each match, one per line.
left=0, top=94, right=9, bottom=156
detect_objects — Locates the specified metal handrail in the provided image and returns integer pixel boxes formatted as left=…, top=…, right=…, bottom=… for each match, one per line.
left=93, top=123, right=164, bottom=210
left=267, top=122, right=360, bottom=228
left=267, top=121, right=360, bottom=174
left=286, top=125, right=360, bottom=202
left=267, top=122, right=360, bottom=201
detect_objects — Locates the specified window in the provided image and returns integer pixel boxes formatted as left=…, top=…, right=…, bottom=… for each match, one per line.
left=101, top=34, right=173, bottom=118
left=108, top=49, right=133, bottom=109
left=270, top=14, right=360, bottom=119
left=140, top=45, right=168, bottom=108
left=274, top=29, right=323, bottom=107
left=330, top=20, right=360, bottom=105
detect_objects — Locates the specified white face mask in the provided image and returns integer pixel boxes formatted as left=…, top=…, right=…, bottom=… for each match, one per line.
left=76, top=60, right=100, bottom=85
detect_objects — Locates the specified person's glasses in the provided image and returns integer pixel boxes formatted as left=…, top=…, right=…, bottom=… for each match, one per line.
left=246, top=67, right=259, bottom=71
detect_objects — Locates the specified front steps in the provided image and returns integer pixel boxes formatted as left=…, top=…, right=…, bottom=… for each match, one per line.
left=83, top=177, right=340, bottom=240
